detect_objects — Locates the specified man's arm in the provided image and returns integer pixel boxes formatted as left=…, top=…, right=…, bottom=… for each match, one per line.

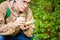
left=0, top=14, right=26, bottom=35
left=23, top=8, right=35, bottom=37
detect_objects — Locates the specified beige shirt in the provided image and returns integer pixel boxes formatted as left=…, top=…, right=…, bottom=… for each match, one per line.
left=0, top=1, right=35, bottom=37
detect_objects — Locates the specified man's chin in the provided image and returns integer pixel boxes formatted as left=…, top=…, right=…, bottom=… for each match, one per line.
left=19, top=10, right=26, bottom=13
left=19, top=11, right=26, bottom=13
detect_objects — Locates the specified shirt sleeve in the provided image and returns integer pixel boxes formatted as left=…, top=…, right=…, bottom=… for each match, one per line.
left=0, top=13, right=26, bottom=35
left=23, top=8, right=35, bottom=37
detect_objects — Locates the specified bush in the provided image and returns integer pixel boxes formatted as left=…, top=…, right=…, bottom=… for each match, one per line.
left=30, top=0, right=60, bottom=40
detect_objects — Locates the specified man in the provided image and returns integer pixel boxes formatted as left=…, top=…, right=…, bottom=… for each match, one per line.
left=0, top=0, right=34, bottom=40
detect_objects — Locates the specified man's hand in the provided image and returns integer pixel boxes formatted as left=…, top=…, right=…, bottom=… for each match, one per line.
left=15, top=16, right=28, bottom=30
left=19, top=24, right=29, bottom=31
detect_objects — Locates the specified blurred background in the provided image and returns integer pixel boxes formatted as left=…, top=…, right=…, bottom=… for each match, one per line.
left=0, top=0, right=60, bottom=40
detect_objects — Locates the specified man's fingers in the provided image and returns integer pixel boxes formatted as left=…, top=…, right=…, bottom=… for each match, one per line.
left=19, top=25, right=29, bottom=30
left=20, top=25, right=25, bottom=30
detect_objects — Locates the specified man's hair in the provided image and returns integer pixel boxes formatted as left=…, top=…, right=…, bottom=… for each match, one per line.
left=9, top=0, right=14, bottom=1
left=9, top=0, right=15, bottom=2
left=9, top=0, right=12, bottom=1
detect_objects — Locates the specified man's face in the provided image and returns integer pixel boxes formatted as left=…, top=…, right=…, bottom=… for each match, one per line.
left=10, top=0, right=31, bottom=13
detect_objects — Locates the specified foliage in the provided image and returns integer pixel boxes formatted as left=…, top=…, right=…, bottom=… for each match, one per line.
left=0, top=0, right=6, bottom=3
left=30, top=0, right=60, bottom=40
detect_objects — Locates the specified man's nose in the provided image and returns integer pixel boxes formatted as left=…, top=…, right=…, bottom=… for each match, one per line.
left=24, top=4, right=28, bottom=9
